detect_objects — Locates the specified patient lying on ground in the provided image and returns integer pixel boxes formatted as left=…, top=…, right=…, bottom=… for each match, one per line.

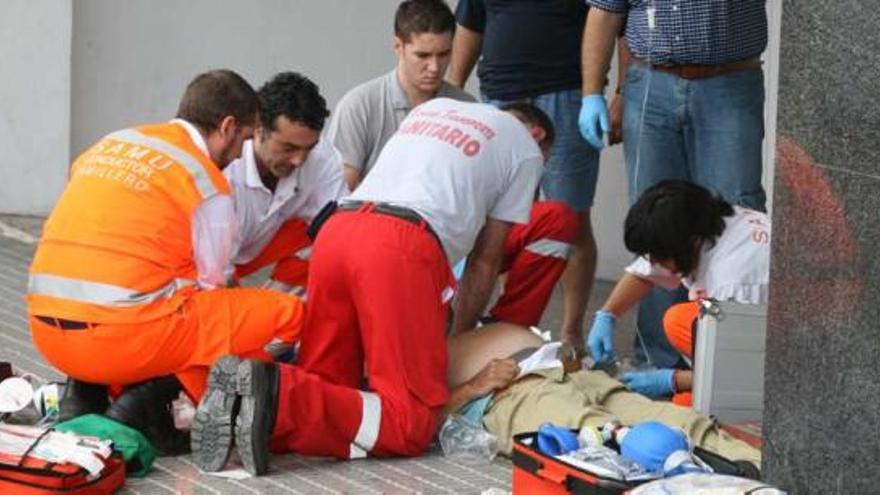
left=445, top=322, right=760, bottom=466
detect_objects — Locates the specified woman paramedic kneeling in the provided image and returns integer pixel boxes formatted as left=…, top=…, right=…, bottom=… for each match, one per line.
left=585, top=180, right=771, bottom=405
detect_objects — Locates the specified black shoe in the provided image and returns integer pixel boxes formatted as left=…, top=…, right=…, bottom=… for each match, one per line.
left=106, top=376, right=190, bottom=456
left=58, top=378, right=109, bottom=422
left=735, top=460, right=762, bottom=480
left=191, top=356, right=241, bottom=472
left=235, top=359, right=279, bottom=476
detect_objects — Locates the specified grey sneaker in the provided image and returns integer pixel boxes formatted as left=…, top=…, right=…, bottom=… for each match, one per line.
left=235, top=359, right=279, bottom=476
left=191, top=356, right=241, bottom=472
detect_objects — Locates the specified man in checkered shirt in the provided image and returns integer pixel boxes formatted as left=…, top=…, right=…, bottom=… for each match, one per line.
left=578, top=1, right=769, bottom=370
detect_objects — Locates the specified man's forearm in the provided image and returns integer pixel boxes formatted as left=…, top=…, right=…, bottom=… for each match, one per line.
left=616, top=37, right=631, bottom=92
left=449, top=24, right=483, bottom=88
left=451, top=257, right=499, bottom=335
left=581, top=9, right=626, bottom=94
left=442, top=381, right=481, bottom=417
left=452, top=219, right=510, bottom=335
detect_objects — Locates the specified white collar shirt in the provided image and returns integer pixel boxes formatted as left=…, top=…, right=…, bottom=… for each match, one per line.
left=168, top=118, right=238, bottom=289
left=171, top=118, right=210, bottom=158
left=625, top=207, right=771, bottom=305
left=225, top=138, right=349, bottom=265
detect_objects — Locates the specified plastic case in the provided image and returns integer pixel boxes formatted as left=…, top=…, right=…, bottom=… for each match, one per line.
left=692, top=303, right=768, bottom=423
left=511, top=431, right=754, bottom=495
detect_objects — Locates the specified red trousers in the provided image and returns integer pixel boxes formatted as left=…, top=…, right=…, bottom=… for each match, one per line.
left=490, top=201, right=579, bottom=327
left=271, top=210, right=453, bottom=459
left=663, top=301, right=701, bottom=406
left=234, top=219, right=311, bottom=289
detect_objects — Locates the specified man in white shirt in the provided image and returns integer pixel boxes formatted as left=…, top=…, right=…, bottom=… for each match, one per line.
left=192, top=98, right=556, bottom=474
left=585, top=181, right=771, bottom=405
left=326, top=0, right=579, bottom=330
left=224, top=72, right=349, bottom=295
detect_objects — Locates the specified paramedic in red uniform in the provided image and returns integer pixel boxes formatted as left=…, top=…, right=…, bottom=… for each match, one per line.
left=191, top=99, right=555, bottom=475
left=327, top=0, right=579, bottom=329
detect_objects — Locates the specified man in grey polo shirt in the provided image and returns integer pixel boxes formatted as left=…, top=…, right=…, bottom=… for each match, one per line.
left=326, top=0, right=474, bottom=190
left=327, top=0, right=579, bottom=330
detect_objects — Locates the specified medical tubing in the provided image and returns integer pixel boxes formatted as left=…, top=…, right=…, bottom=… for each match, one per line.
left=630, top=1, right=657, bottom=368
left=631, top=0, right=657, bottom=196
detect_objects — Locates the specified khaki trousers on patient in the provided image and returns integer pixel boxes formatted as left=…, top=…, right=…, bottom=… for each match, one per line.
left=482, top=369, right=760, bottom=465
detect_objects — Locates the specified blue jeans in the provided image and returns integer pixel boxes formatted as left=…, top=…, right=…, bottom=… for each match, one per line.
left=634, top=286, right=690, bottom=368
left=622, top=62, right=766, bottom=209
left=483, top=90, right=600, bottom=212
left=623, top=62, right=766, bottom=367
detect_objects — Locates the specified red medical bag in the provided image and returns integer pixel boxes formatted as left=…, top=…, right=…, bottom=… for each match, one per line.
left=511, top=431, right=755, bottom=494
left=0, top=451, right=125, bottom=494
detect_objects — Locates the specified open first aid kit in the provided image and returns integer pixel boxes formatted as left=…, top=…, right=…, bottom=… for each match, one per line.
left=0, top=423, right=125, bottom=494
left=0, top=371, right=64, bottom=425
left=511, top=423, right=758, bottom=495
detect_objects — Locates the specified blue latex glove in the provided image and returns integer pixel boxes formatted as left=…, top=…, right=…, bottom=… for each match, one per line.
left=578, top=94, right=610, bottom=149
left=586, top=310, right=616, bottom=363
left=621, top=369, right=676, bottom=398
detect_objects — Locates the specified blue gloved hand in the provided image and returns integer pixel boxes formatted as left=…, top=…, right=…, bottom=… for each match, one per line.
left=621, top=369, right=676, bottom=398
left=586, top=310, right=616, bottom=363
left=578, top=94, right=610, bottom=149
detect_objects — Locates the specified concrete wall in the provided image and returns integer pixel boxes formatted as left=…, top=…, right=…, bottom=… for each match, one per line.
left=1, top=0, right=780, bottom=281
left=70, top=0, right=400, bottom=155
left=0, top=1, right=72, bottom=215
left=591, top=118, right=631, bottom=280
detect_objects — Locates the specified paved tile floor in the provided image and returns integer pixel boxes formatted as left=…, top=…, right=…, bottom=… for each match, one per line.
left=0, top=216, right=635, bottom=494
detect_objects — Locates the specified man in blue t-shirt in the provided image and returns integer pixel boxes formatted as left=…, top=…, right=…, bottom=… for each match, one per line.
left=449, top=0, right=598, bottom=354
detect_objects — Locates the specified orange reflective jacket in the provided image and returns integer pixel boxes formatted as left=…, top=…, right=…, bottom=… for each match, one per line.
left=27, top=122, right=231, bottom=323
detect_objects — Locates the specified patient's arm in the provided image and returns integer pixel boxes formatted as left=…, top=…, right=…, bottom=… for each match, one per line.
left=442, top=358, right=519, bottom=417
left=447, top=322, right=545, bottom=388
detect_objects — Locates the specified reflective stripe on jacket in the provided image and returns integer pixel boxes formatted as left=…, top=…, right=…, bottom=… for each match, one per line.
left=27, top=122, right=231, bottom=323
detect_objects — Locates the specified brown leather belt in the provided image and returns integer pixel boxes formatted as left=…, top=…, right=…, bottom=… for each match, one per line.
left=338, top=201, right=443, bottom=249
left=633, top=56, right=762, bottom=80
left=35, top=315, right=93, bottom=330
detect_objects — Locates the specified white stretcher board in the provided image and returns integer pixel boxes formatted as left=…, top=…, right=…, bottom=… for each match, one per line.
left=692, top=303, right=768, bottom=423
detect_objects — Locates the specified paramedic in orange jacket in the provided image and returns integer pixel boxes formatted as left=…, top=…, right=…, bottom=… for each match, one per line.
left=26, top=70, right=303, bottom=453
